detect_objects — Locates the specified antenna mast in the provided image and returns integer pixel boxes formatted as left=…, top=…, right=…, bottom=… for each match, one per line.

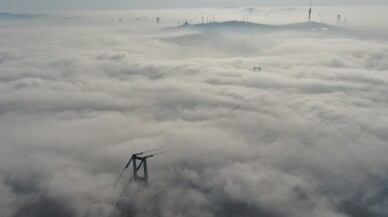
left=308, top=0, right=312, bottom=22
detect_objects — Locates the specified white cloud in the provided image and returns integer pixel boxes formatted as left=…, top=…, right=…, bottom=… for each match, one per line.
left=0, top=10, right=388, bottom=217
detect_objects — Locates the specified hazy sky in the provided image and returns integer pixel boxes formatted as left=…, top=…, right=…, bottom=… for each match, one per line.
left=1, top=0, right=387, bottom=11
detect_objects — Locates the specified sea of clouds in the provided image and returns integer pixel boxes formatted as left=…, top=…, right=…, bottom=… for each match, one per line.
left=1, top=6, right=388, bottom=217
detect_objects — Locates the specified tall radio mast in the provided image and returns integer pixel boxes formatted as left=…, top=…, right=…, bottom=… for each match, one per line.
left=308, top=0, right=312, bottom=22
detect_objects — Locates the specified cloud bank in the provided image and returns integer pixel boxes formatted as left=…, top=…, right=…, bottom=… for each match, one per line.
left=0, top=9, right=388, bottom=217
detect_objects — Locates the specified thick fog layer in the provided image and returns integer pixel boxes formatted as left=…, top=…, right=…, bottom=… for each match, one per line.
left=1, top=7, right=388, bottom=217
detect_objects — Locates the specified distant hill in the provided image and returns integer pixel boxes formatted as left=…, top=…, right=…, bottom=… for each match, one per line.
left=271, top=8, right=297, bottom=12
left=178, top=21, right=349, bottom=33
left=167, top=20, right=357, bottom=56
left=282, top=21, right=341, bottom=31
left=0, top=12, right=52, bottom=20
left=188, top=21, right=278, bottom=31
left=242, top=8, right=259, bottom=14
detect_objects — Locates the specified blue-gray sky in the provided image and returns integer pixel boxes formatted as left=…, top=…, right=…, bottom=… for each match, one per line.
left=1, top=0, right=387, bottom=11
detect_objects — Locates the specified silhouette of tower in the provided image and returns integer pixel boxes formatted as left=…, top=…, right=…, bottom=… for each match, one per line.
left=308, top=0, right=312, bottom=22
left=131, top=154, right=149, bottom=184
left=182, top=20, right=190, bottom=27
left=125, top=153, right=156, bottom=185
left=337, top=15, right=342, bottom=25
